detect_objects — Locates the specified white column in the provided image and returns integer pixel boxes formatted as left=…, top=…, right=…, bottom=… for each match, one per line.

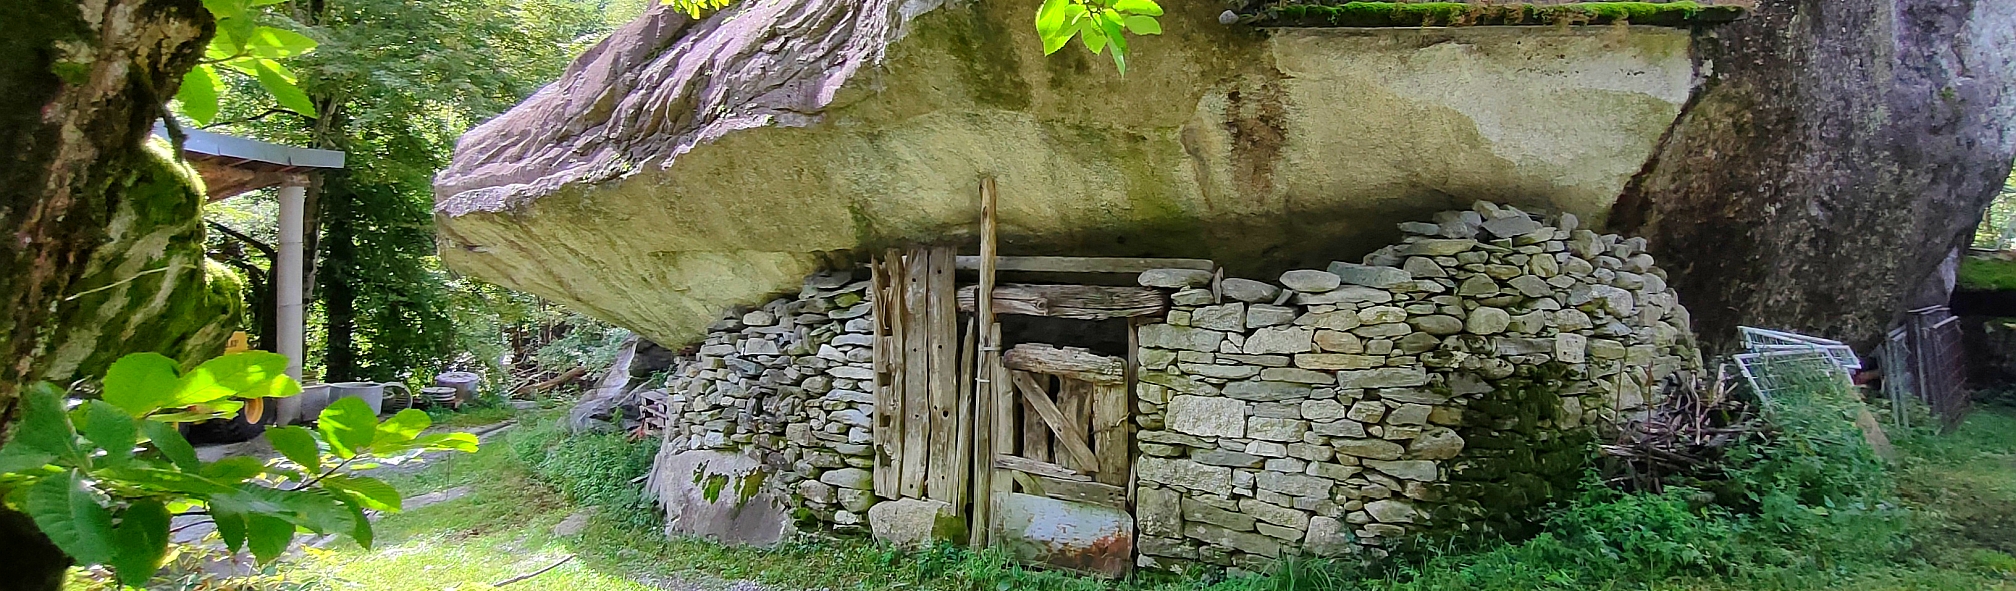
left=277, top=182, right=307, bottom=383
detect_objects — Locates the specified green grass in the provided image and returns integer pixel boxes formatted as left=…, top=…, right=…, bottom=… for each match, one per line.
left=233, top=405, right=2016, bottom=591
left=1960, top=257, right=2016, bottom=291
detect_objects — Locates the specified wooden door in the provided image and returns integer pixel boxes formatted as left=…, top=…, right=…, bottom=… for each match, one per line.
left=989, top=343, right=1133, bottom=577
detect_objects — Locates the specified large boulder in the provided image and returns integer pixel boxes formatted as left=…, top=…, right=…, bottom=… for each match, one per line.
left=434, top=0, right=1698, bottom=346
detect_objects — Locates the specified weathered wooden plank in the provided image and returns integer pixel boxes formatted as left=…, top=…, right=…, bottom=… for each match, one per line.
left=953, top=255, right=1214, bottom=274
left=1055, top=378, right=1093, bottom=472
left=900, top=249, right=932, bottom=499
left=986, top=323, right=1014, bottom=542
left=952, top=317, right=977, bottom=510
left=1090, top=382, right=1129, bottom=487
left=872, top=253, right=901, bottom=498
left=1021, top=394, right=1050, bottom=463
left=1003, top=344, right=1125, bottom=385
left=925, top=247, right=961, bottom=503
left=956, top=284, right=1167, bottom=320
left=1010, top=371, right=1099, bottom=471
left=995, top=454, right=1091, bottom=481
left=1032, top=475, right=1127, bottom=508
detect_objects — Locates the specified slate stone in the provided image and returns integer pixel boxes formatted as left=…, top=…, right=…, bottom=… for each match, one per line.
left=1138, top=457, right=1233, bottom=494
left=1223, top=380, right=1314, bottom=402
left=1244, top=326, right=1314, bottom=354
left=1336, top=368, right=1429, bottom=389
left=1334, top=439, right=1405, bottom=460
left=1365, top=499, right=1418, bottom=523
left=1293, top=286, right=1394, bottom=305
left=1140, top=324, right=1223, bottom=351
left=1246, top=304, right=1298, bottom=328
left=1363, top=459, right=1438, bottom=481
left=1140, top=268, right=1215, bottom=288
left=1220, top=278, right=1280, bottom=303
left=1407, top=428, right=1466, bottom=460
left=1193, top=449, right=1265, bottom=468
left=1168, top=395, right=1248, bottom=438
left=1481, top=215, right=1544, bottom=238
left=1465, top=307, right=1511, bottom=334
left=1279, top=269, right=1343, bottom=292
left=1328, top=262, right=1412, bottom=288
left=1410, top=314, right=1464, bottom=335
left=1400, top=239, right=1478, bottom=256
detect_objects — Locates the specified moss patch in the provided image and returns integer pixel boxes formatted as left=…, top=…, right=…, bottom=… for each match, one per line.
left=1960, top=257, right=2016, bottom=291
left=1257, top=2, right=1748, bottom=28
left=1429, top=362, right=1594, bottom=541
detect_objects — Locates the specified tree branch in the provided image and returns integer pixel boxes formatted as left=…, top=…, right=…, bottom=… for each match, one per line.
left=208, top=221, right=277, bottom=260
left=199, top=108, right=302, bottom=130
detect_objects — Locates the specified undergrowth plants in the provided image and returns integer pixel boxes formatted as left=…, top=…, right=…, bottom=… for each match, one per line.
left=509, top=418, right=660, bottom=530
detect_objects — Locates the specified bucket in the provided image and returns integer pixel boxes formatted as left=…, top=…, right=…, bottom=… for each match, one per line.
left=327, top=382, right=408, bottom=416
left=292, top=383, right=332, bottom=425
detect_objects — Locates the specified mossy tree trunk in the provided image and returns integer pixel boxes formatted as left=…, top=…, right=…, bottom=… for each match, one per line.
left=0, top=0, right=212, bottom=587
left=1611, top=0, right=2016, bottom=352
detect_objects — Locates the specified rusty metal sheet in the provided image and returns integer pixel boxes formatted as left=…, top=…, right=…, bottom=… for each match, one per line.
left=992, top=492, right=1132, bottom=578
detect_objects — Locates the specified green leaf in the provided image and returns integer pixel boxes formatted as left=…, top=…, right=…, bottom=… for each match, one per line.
left=102, top=353, right=181, bottom=416
left=170, top=351, right=300, bottom=406
left=243, top=26, right=316, bottom=59
left=0, top=445, right=55, bottom=474
left=253, top=60, right=318, bottom=117
left=322, top=475, right=401, bottom=512
left=108, top=499, right=171, bottom=587
left=25, top=471, right=116, bottom=565
left=79, top=401, right=139, bottom=467
left=139, top=420, right=199, bottom=472
left=1113, top=0, right=1162, bottom=16
left=245, top=513, right=295, bottom=564
left=1078, top=19, right=1108, bottom=55
left=175, top=66, right=221, bottom=125
left=11, top=383, right=82, bottom=465
left=1097, top=15, right=1130, bottom=74
left=408, top=432, right=479, bottom=454
left=372, top=409, right=431, bottom=450
left=265, top=426, right=321, bottom=473
left=332, top=494, right=373, bottom=549
left=317, top=397, right=378, bottom=458
left=201, top=456, right=268, bottom=484
left=95, top=467, right=238, bottom=496
left=1123, top=15, right=1161, bottom=35
left=201, top=0, right=248, bottom=21
left=1036, top=0, right=1072, bottom=38
left=210, top=505, right=247, bottom=553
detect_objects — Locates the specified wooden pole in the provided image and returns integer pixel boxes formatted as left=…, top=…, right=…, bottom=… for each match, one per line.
left=970, top=177, right=999, bottom=547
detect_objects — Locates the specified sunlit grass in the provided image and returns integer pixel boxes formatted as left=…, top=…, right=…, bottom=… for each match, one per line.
left=252, top=408, right=2016, bottom=591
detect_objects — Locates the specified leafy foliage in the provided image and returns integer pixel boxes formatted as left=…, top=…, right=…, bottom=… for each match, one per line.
left=176, top=0, right=320, bottom=125
left=0, top=352, right=477, bottom=588
left=1972, top=170, right=2016, bottom=250
left=1035, top=0, right=1164, bottom=74
left=665, top=0, right=733, bottom=18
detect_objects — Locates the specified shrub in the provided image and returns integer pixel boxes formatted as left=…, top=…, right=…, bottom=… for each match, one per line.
left=509, top=418, right=660, bottom=530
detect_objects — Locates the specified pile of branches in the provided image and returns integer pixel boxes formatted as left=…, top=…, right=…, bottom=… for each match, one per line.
left=1599, top=366, right=1760, bottom=493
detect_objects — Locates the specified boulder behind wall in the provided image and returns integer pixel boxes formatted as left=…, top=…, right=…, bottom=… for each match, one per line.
left=1612, top=0, right=2016, bottom=352
left=434, top=0, right=1701, bottom=348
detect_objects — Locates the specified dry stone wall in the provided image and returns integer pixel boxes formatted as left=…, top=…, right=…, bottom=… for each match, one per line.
left=1129, top=202, right=1701, bottom=571
left=645, top=270, right=881, bottom=533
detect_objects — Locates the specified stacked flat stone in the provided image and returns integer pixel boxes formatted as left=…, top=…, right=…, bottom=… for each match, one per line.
left=647, top=270, right=880, bottom=532
left=1130, top=201, right=1701, bottom=572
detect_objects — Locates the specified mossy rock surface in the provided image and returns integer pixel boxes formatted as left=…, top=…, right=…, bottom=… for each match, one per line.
left=38, top=140, right=244, bottom=381
left=1254, top=1, right=1748, bottom=28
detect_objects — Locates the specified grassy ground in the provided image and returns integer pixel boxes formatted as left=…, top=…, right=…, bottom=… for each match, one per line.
left=251, top=407, right=2016, bottom=591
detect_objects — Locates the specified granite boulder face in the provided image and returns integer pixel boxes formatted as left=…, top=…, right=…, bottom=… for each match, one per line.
left=433, top=0, right=1700, bottom=347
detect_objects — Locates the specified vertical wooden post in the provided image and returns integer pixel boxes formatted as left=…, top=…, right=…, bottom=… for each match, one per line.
left=971, top=177, right=1000, bottom=547
left=901, top=251, right=931, bottom=499
left=925, top=247, right=960, bottom=502
left=872, top=253, right=903, bottom=498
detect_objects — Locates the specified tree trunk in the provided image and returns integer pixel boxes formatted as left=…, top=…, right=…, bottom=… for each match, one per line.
left=1611, top=0, right=2016, bottom=352
left=321, top=171, right=359, bottom=381
left=0, top=0, right=212, bottom=587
